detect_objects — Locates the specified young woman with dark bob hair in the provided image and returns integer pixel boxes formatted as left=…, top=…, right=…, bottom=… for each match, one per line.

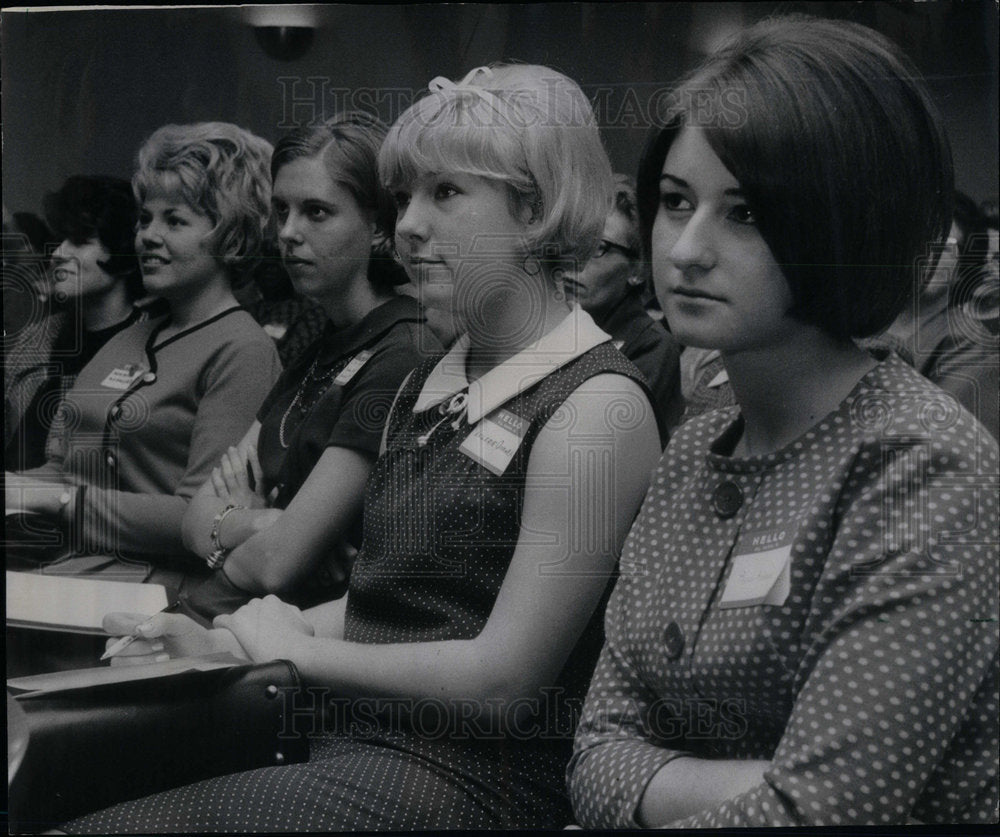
left=568, top=15, right=998, bottom=828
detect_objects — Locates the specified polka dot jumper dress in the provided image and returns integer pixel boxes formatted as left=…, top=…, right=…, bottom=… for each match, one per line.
left=568, top=355, right=999, bottom=827
left=64, top=340, right=648, bottom=833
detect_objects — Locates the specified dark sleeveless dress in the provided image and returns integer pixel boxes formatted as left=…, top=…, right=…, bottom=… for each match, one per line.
left=63, top=341, right=650, bottom=833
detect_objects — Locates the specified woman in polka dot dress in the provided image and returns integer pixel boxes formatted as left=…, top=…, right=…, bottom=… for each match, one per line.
left=64, top=64, right=661, bottom=832
left=567, top=16, right=999, bottom=829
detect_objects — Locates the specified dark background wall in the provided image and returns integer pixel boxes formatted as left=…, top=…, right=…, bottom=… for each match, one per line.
left=3, top=2, right=997, bottom=219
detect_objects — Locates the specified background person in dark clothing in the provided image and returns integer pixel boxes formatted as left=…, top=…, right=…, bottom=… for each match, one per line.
left=561, top=174, right=685, bottom=442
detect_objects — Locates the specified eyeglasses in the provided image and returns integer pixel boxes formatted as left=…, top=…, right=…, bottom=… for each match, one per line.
left=593, top=239, right=638, bottom=260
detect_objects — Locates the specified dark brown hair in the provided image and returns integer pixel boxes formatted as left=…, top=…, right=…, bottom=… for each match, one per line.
left=637, top=15, right=954, bottom=340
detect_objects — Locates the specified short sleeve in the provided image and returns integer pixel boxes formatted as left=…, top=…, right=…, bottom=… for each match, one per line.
left=324, top=340, right=433, bottom=458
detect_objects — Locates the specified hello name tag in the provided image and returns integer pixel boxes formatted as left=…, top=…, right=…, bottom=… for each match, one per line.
left=458, top=408, right=528, bottom=476
left=333, top=350, right=373, bottom=386
left=719, top=526, right=795, bottom=609
left=100, top=363, right=146, bottom=390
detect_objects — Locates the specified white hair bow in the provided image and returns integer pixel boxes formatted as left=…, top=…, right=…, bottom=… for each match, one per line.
left=428, top=65, right=494, bottom=93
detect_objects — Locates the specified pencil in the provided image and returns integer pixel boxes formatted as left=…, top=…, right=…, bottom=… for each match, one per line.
left=100, top=600, right=181, bottom=661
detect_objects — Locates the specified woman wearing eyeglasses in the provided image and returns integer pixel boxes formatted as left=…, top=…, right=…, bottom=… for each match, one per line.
left=562, top=174, right=684, bottom=441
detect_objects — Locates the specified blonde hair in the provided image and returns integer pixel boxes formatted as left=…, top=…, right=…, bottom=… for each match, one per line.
left=133, top=122, right=274, bottom=270
left=379, top=63, right=613, bottom=270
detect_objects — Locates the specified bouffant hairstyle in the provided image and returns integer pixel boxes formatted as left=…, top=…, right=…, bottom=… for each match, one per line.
left=43, top=175, right=143, bottom=299
left=271, top=111, right=406, bottom=293
left=379, top=63, right=614, bottom=272
left=636, top=15, right=953, bottom=340
left=133, top=122, right=274, bottom=272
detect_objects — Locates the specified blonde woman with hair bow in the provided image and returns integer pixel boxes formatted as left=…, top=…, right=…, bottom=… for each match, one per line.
left=66, top=64, right=660, bottom=832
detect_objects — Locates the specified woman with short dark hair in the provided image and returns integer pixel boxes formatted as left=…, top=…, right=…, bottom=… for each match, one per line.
left=569, top=15, right=998, bottom=828
left=4, top=175, right=145, bottom=470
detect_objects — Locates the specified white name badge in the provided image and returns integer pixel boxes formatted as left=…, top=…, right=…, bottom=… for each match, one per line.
left=707, top=369, right=729, bottom=389
left=100, top=364, right=146, bottom=390
left=263, top=323, right=288, bottom=341
left=719, top=526, right=794, bottom=609
left=333, top=349, right=373, bottom=386
left=458, top=408, right=528, bottom=476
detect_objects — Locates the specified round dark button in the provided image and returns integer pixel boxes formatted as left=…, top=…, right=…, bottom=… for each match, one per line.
left=663, top=621, right=685, bottom=660
left=712, top=480, right=743, bottom=518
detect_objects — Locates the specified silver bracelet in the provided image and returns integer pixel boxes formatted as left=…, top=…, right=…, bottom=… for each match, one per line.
left=207, top=503, right=245, bottom=569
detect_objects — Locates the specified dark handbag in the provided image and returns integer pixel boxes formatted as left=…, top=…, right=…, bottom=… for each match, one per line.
left=7, top=659, right=310, bottom=832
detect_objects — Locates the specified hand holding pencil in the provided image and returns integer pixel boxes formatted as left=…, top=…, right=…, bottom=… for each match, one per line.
left=101, top=605, right=249, bottom=666
left=100, top=601, right=182, bottom=661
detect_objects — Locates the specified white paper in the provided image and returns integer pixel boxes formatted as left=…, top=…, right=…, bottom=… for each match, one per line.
left=6, top=571, right=168, bottom=634
left=8, top=652, right=245, bottom=697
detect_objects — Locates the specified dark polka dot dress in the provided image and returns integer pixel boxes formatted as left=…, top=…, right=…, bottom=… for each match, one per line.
left=568, top=355, right=999, bottom=827
left=64, top=340, right=649, bottom=833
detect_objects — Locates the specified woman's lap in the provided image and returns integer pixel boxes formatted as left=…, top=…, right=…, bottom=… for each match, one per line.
left=63, top=735, right=567, bottom=832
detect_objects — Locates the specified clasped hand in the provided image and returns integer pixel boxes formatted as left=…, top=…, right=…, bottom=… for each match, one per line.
left=210, top=445, right=272, bottom=508
left=102, top=595, right=314, bottom=666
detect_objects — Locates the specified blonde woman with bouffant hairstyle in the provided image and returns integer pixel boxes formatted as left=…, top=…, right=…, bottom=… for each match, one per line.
left=7, top=122, right=281, bottom=584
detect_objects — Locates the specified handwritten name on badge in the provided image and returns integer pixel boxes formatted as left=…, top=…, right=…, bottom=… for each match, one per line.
left=100, top=364, right=146, bottom=390
left=333, top=349, right=373, bottom=386
left=719, top=526, right=796, bottom=609
left=459, top=408, right=527, bottom=476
